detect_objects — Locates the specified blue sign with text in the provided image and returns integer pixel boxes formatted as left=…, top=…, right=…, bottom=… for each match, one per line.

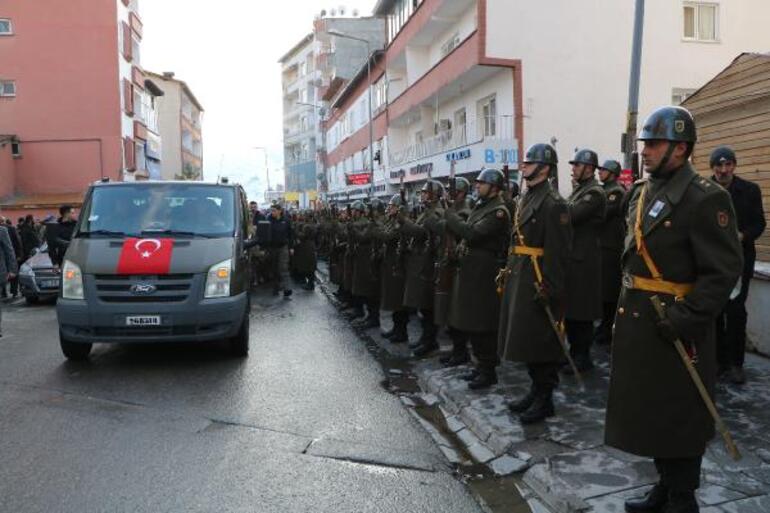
left=485, top=148, right=518, bottom=165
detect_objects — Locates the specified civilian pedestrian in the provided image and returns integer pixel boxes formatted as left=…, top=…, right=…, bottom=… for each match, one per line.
left=0, top=222, right=18, bottom=336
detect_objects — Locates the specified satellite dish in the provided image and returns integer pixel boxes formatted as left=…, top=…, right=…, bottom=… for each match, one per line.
left=320, top=9, right=327, bottom=16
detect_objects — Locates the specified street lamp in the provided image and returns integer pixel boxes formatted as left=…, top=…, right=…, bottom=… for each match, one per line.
left=327, top=29, right=375, bottom=199
left=253, top=146, right=271, bottom=196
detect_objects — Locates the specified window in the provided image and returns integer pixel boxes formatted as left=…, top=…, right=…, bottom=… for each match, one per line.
left=684, top=3, right=718, bottom=41
left=672, top=88, right=698, bottom=105
left=0, top=80, right=16, bottom=97
left=479, top=95, right=497, bottom=137
left=0, top=19, right=13, bottom=35
left=11, top=142, right=21, bottom=158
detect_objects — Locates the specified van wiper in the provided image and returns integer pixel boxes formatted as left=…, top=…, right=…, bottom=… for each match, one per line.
left=140, top=229, right=214, bottom=239
left=77, top=229, right=128, bottom=238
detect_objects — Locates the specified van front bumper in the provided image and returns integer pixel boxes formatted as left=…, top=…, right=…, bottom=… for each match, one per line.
left=57, top=292, right=248, bottom=344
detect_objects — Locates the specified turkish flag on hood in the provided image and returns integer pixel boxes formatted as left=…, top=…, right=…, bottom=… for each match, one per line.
left=116, top=238, right=174, bottom=275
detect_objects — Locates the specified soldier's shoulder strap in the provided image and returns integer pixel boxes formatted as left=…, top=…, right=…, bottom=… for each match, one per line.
left=691, top=175, right=720, bottom=195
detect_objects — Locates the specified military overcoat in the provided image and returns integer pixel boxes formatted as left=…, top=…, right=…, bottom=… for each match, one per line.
left=498, top=181, right=572, bottom=362
left=566, top=178, right=606, bottom=321
left=351, top=217, right=380, bottom=300
left=605, top=164, right=743, bottom=458
left=599, top=180, right=627, bottom=302
left=446, top=195, right=511, bottom=333
left=375, top=217, right=407, bottom=311
left=401, top=206, right=442, bottom=310
left=431, top=198, right=472, bottom=327
left=293, top=222, right=318, bottom=276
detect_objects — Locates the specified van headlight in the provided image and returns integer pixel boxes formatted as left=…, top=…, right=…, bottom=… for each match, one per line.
left=62, top=260, right=84, bottom=300
left=204, top=259, right=231, bottom=298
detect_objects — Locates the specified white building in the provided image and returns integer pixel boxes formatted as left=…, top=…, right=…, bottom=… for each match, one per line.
left=324, top=0, right=770, bottom=200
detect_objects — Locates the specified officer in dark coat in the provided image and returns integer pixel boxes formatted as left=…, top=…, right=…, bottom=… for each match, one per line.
left=594, top=160, right=627, bottom=347
left=564, top=149, right=606, bottom=372
left=710, top=146, right=767, bottom=384
left=435, top=177, right=474, bottom=366
left=445, top=169, right=511, bottom=389
left=293, top=213, right=318, bottom=291
left=341, top=203, right=365, bottom=320
left=498, top=144, right=572, bottom=423
left=606, top=107, right=743, bottom=513
left=400, top=181, right=444, bottom=354
left=376, top=195, right=410, bottom=343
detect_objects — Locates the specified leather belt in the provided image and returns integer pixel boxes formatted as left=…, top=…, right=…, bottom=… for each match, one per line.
left=623, top=273, right=694, bottom=300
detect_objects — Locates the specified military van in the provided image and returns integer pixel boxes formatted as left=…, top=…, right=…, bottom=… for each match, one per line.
left=56, top=181, right=257, bottom=360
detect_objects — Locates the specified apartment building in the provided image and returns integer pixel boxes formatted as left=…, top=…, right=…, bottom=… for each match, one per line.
left=279, top=14, right=386, bottom=208
left=324, top=0, right=770, bottom=201
left=0, top=0, right=155, bottom=218
left=145, top=72, right=204, bottom=181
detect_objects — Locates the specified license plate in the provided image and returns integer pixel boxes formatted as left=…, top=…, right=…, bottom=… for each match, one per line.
left=39, top=279, right=60, bottom=288
left=125, top=315, right=161, bottom=327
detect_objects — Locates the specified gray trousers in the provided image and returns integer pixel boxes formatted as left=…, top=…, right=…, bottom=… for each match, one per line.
left=269, top=246, right=290, bottom=292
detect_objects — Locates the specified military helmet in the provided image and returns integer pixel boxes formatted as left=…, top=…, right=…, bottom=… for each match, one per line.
left=599, top=159, right=622, bottom=176
left=638, top=106, right=697, bottom=143
left=388, top=194, right=404, bottom=207
left=710, top=146, right=737, bottom=168
left=350, top=200, right=366, bottom=212
left=569, top=148, right=599, bottom=168
left=420, top=179, right=445, bottom=199
left=523, top=143, right=558, bottom=166
left=369, top=198, right=386, bottom=214
left=475, top=168, right=506, bottom=189
left=454, top=177, right=471, bottom=194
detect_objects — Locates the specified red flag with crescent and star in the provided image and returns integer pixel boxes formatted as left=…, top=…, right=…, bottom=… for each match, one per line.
left=116, top=238, right=174, bottom=275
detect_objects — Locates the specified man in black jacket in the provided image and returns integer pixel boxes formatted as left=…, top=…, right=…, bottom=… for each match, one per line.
left=711, top=146, right=766, bottom=384
left=48, top=205, right=77, bottom=268
left=1, top=217, right=22, bottom=298
left=268, top=203, right=293, bottom=297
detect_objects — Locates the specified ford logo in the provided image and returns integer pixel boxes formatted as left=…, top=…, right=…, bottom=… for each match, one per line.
left=130, top=284, right=157, bottom=295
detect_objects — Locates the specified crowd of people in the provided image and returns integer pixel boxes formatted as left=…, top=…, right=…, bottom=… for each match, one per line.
left=254, top=106, right=764, bottom=513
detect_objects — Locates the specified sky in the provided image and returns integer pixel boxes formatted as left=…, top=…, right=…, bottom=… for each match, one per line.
left=141, top=0, right=376, bottom=202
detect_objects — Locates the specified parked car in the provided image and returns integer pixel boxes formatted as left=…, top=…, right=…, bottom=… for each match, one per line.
left=18, top=243, right=60, bottom=304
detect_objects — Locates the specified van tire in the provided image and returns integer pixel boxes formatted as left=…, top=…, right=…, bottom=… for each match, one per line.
left=229, top=312, right=250, bottom=357
left=60, top=332, right=92, bottom=361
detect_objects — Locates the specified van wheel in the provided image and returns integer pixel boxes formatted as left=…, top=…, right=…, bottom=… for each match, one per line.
left=60, top=331, right=92, bottom=361
left=229, top=313, right=250, bottom=357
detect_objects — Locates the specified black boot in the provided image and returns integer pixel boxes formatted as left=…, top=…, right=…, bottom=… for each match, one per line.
left=624, top=484, right=668, bottom=513
left=389, top=323, right=409, bottom=344
left=468, top=369, right=497, bottom=390
left=519, top=390, right=555, bottom=424
left=508, top=388, right=536, bottom=414
left=562, top=353, right=594, bottom=375
left=413, top=340, right=439, bottom=358
left=344, top=305, right=365, bottom=321
left=661, top=492, right=698, bottom=513
left=353, top=313, right=380, bottom=330
left=460, top=369, right=479, bottom=381
left=441, top=353, right=470, bottom=367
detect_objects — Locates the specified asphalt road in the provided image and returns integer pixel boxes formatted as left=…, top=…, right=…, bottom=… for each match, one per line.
left=0, top=289, right=484, bottom=513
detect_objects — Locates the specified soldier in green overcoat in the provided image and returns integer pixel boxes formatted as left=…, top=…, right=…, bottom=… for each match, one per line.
left=564, top=148, right=606, bottom=372
left=594, top=160, right=627, bottom=346
left=293, top=212, right=318, bottom=291
left=498, top=144, right=572, bottom=423
left=351, top=200, right=384, bottom=329
left=341, top=203, right=365, bottom=320
left=445, top=169, right=511, bottom=389
left=400, top=181, right=444, bottom=352
left=606, top=107, right=743, bottom=513
left=374, top=195, right=410, bottom=343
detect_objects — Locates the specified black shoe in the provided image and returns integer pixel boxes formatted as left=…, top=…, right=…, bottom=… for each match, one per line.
left=283, top=289, right=293, bottom=298
left=413, top=342, right=439, bottom=358
left=562, top=355, right=594, bottom=375
left=344, top=308, right=366, bottom=321
left=272, top=289, right=280, bottom=296
left=442, top=353, right=470, bottom=367
left=460, top=369, right=480, bottom=381
left=519, top=392, right=554, bottom=424
left=508, top=389, right=536, bottom=414
left=381, top=328, right=396, bottom=338
left=625, top=484, right=668, bottom=513
left=661, top=492, right=697, bottom=513
left=468, top=372, right=498, bottom=390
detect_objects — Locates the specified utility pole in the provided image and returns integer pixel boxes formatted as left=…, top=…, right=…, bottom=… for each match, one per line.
left=624, top=0, right=645, bottom=180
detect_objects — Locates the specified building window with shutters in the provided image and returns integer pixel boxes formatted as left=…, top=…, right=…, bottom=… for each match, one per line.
left=683, top=2, right=719, bottom=42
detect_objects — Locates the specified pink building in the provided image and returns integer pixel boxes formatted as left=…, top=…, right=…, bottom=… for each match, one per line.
left=0, top=0, right=156, bottom=219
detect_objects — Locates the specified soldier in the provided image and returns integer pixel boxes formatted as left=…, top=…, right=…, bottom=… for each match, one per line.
left=498, top=144, right=571, bottom=423
left=341, top=202, right=365, bottom=320
left=564, top=148, right=606, bottom=372
left=594, top=160, right=627, bottom=347
left=376, top=194, right=411, bottom=343
left=330, top=207, right=350, bottom=302
left=445, top=169, right=511, bottom=389
left=293, top=212, right=318, bottom=291
left=711, top=146, right=767, bottom=384
left=605, top=107, right=743, bottom=513
left=400, top=180, right=444, bottom=356
left=352, top=200, right=384, bottom=329
left=436, top=177, right=475, bottom=366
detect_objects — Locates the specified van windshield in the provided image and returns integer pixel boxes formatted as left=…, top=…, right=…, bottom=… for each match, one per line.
left=78, top=184, right=236, bottom=238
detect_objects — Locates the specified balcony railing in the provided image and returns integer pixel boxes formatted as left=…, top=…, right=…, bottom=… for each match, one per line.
left=388, top=116, right=514, bottom=167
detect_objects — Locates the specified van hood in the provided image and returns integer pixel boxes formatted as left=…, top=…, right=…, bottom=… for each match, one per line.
left=66, top=238, right=235, bottom=275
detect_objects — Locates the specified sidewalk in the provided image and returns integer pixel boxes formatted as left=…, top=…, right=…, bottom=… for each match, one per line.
left=316, top=265, right=770, bottom=513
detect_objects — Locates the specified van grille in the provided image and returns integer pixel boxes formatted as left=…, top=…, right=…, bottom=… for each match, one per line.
left=93, top=274, right=194, bottom=303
